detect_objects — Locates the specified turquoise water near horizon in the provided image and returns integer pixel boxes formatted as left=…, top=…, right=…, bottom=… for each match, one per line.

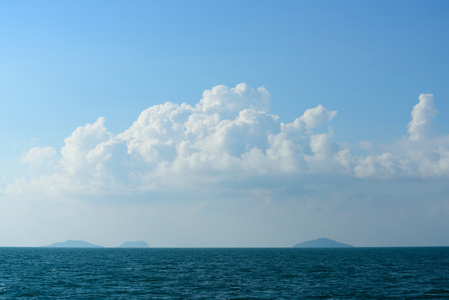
left=1, top=247, right=448, bottom=298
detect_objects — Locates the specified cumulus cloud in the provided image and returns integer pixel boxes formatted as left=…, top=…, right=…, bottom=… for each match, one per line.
left=299, top=104, right=337, bottom=130
left=21, top=146, right=56, bottom=169
left=350, top=94, right=448, bottom=179
left=5, top=85, right=449, bottom=199
left=196, top=83, right=271, bottom=117
left=407, top=94, right=438, bottom=141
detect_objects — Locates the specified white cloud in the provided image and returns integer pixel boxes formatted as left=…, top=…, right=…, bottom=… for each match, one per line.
left=2, top=84, right=449, bottom=248
left=21, top=146, right=56, bottom=169
left=6, top=86, right=449, bottom=200
left=407, top=94, right=438, bottom=141
left=349, top=94, right=448, bottom=179
left=299, top=104, right=337, bottom=130
left=196, top=83, right=271, bottom=117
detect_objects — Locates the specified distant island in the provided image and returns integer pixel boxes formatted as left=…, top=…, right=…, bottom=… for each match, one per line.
left=43, top=240, right=104, bottom=248
left=294, top=238, right=354, bottom=248
left=118, top=241, right=149, bottom=248
left=42, top=240, right=150, bottom=248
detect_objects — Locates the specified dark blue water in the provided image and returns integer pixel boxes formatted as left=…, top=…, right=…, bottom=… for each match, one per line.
left=1, top=247, right=448, bottom=299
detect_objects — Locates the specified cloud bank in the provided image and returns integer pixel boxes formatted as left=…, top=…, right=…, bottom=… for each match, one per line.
left=5, top=84, right=449, bottom=200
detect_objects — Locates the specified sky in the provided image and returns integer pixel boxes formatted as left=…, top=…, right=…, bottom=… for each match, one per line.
left=1, top=0, right=449, bottom=247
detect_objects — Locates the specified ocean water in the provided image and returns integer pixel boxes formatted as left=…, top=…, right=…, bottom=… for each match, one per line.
left=0, top=247, right=448, bottom=299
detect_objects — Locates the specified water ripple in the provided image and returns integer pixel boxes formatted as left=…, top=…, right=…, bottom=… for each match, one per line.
left=0, top=247, right=448, bottom=298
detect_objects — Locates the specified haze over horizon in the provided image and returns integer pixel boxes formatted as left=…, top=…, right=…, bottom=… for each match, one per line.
left=1, top=1, right=448, bottom=248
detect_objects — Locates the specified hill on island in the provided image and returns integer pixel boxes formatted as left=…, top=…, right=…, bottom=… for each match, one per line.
left=118, top=241, right=149, bottom=248
left=43, top=240, right=103, bottom=248
left=294, top=238, right=354, bottom=248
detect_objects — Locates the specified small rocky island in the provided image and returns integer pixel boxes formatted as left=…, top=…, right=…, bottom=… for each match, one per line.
left=42, top=240, right=150, bottom=248
left=43, top=240, right=103, bottom=248
left=118, top=241, right=149, bottom=248
left=294, top=238, right=354, bottom=248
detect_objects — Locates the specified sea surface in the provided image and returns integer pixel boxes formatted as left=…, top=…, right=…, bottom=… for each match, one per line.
left=0, top=247, right=448, bottom=299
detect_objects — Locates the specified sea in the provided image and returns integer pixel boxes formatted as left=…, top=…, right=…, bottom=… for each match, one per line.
left=0, top=247, right=448, bottom=299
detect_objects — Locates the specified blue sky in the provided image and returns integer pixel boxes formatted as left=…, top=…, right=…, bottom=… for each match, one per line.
left=1, top=1, right=449, bottom=247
